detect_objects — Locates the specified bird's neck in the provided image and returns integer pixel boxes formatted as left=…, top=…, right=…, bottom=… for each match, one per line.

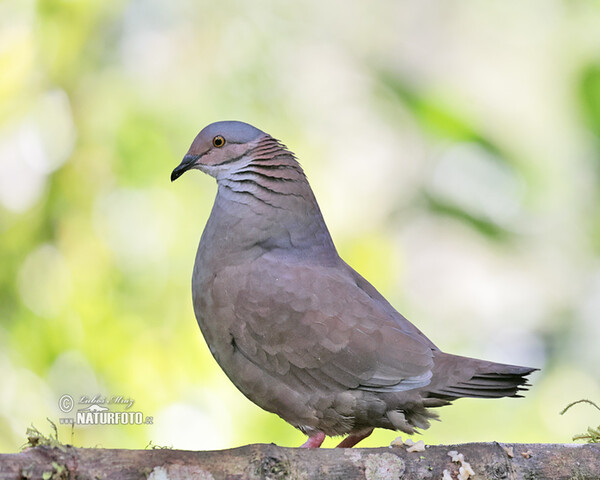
left=198, top=152, right=338, bottom=267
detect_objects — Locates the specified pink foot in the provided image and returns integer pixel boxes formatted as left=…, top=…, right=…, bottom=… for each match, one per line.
left=336, top=428, right=374, bottom=448
left=300, top=432, right=326, bottom=448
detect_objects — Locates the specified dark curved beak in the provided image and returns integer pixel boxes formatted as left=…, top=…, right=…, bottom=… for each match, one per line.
left=171, top=154, right=200, bottom=182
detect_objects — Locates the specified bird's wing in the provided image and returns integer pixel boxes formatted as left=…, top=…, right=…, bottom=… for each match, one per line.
left=212, top=256, right=434, bottom=394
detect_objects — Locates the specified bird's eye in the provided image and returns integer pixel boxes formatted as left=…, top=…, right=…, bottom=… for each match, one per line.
left=212, top=135, right=226, bottom=148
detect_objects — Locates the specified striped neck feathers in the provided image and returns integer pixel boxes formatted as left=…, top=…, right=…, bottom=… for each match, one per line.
left=218, top=135, right=315, bottom=209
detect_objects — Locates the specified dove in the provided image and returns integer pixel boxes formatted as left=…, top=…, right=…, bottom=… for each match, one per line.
left=171, top=120, right=537, bottom=448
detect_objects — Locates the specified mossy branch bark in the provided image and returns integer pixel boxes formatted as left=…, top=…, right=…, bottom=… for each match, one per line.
left=1, top=443, right=599, bottom=480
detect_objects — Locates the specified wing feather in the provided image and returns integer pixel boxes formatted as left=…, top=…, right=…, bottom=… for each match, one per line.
left=215, top=256, right=434, bottom=395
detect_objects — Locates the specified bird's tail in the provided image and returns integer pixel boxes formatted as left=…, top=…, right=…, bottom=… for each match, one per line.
left=426, top=353, right=538, bottom=401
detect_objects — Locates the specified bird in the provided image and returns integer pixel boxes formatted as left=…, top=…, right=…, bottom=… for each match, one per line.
left=171, top=120, right=537, bottom=448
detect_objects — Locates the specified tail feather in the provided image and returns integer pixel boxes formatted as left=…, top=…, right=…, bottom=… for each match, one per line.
left=427, top=353, right=538, bottom=401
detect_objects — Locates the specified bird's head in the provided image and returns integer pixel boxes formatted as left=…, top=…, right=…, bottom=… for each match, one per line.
left=171, top=121, right=266, bottom=181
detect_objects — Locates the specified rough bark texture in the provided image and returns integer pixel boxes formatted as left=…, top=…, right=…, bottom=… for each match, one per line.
left=1, top=443, right=599, bottom=480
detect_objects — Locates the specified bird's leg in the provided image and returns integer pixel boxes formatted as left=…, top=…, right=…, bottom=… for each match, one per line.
left=335, top=428, right=374, bottom=448
left=300, top=432, right=326, bottom=448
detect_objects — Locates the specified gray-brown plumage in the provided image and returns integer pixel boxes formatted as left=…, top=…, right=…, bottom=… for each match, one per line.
left=171, top=121, right=537, bottom=448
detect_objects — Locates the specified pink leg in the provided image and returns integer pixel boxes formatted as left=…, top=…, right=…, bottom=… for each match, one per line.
left=336, top=428, right=374, bottom=448
left=300, top=432, right=326, bottom=448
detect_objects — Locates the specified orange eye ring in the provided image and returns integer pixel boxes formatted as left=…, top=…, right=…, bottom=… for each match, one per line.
left=212, top=135, right=226, bottom=148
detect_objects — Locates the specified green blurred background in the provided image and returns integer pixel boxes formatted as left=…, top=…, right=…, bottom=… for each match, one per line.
left=1, top=0, right=600, bottom=452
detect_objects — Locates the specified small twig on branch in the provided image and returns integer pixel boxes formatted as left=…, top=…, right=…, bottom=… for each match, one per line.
left=560, top=399, right=600, bottom=443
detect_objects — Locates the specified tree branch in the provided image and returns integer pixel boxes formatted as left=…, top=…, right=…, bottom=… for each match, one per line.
left=2, top=443, right=599, bottom=480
